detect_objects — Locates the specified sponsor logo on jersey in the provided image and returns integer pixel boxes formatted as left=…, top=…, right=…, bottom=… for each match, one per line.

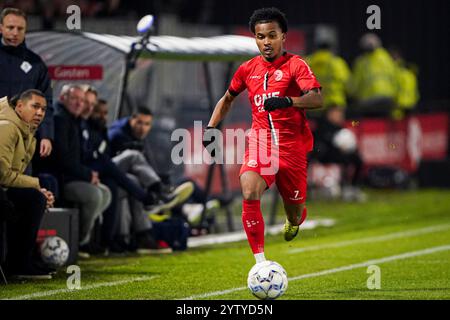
left=253, top=91, right=280, bottom=106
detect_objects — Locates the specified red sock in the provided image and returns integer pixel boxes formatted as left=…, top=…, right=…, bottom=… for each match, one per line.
left=242, top=199, right=265, bottom=254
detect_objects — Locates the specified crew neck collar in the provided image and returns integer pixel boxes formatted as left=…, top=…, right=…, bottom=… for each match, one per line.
left=260, top=51, right=289, bottom=69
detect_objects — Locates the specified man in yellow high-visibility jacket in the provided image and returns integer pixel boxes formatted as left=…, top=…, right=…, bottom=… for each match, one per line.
left=349, top=33, right=397, bottom=117
left=307, top=41, right=351, bottom=110
left=390, top=47, right=420, bottom=120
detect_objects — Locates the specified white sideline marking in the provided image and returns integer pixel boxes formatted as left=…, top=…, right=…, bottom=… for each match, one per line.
left=288, top=224, right=450, bottom=254
left=2, top=275, right=158, bottom=300
left=187, top=219, right=335, bottom=248
left=180, top=244, right=450, bottom=300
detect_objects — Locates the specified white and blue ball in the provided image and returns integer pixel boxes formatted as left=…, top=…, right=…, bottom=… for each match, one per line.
left=247, top=260, right=288, bottom=300
left=40, top=236, right=70, bottom=268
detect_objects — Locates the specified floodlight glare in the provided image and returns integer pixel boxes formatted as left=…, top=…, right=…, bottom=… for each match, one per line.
left=137, top=15, right=154, bottom=34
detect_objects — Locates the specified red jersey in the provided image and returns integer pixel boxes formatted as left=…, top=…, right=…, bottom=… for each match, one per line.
left=228, top=52, right=321, bottom=152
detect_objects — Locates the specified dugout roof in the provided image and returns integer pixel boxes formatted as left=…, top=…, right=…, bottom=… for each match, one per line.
left=27, top=31, right=259, bottom=61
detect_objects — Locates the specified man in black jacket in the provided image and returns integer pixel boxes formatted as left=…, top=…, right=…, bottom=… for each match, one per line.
left=0, top=8, right=53, bottom=158
left=51, top=85, right=111, bottom=255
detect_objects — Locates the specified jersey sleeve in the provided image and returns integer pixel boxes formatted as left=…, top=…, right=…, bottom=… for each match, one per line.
left=228, top=63, right=248, bottom=96
left=292, top=57, right=322, bottom=93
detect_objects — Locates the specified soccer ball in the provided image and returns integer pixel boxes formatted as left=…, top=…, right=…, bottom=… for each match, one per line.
left=40, top=236, right=70, bottom=268
left=333, top=128, right=357, bottom=153
left=247, top=260, right=288, bottom=300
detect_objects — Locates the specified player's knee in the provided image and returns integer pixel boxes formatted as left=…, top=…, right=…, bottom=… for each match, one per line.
left=240, top=172, right=266, bottom=200
left=242, top=188, right=261, bottom=200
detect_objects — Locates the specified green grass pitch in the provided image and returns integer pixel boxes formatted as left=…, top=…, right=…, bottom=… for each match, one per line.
left=1, top=189, right=449, bottom=300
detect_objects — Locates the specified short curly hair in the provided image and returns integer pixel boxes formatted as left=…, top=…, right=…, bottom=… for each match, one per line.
left=249, top=7, right=288, bottom=34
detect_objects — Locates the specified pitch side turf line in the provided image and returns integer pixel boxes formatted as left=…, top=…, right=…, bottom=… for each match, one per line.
left=2, top=275, right=158, bottom=300
left=180, top=244, right=450, bottom=300
left=288, top=224, right=450, bottom=254
left=187, top=218, right=335, bottom=248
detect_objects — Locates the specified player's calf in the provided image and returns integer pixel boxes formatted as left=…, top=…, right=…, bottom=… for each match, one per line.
left=283, top=206, right=307, bottom=241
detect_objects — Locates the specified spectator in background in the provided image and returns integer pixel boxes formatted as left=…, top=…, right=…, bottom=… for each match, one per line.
left=51, top=84, right=111, bottom=257
left=349, top=33, right=397, bottom=117
left=0, top=90, right=55, bottom=279
left=389, top=47, right=420, bottom=120
left=108, top=107, right=193, bottom=211
left=80, top=86, right=119, bottom=254
left=80, top=93, right=172, bottom=254
left=311, top=106, right=365, bottom=202
left=108, top=107, right=195, bottom=251
left=109, top=107, right=154, bottom=157
left=101, top=102, right=194, bottom=252
left=306, top=32, right=351, bottom=115
left=0, top=8, right=54, bottom=159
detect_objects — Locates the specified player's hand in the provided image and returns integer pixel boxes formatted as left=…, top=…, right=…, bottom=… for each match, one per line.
left=202, top=126, right=218, bottom=157
left=264, top=97, right=293, bottom=112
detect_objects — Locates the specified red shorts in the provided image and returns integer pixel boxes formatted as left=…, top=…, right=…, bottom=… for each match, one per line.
left=239, top=145, right=308, bottom=204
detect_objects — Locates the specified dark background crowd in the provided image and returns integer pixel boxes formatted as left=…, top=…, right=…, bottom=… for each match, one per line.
left=1, top=0, right=449, bottom=107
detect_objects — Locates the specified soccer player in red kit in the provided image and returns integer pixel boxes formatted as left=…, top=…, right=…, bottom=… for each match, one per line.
left=203, top=7, right=322, bottom=263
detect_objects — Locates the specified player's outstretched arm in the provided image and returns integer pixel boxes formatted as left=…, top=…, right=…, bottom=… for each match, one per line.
left=207, top=90, right=236, bottom=128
